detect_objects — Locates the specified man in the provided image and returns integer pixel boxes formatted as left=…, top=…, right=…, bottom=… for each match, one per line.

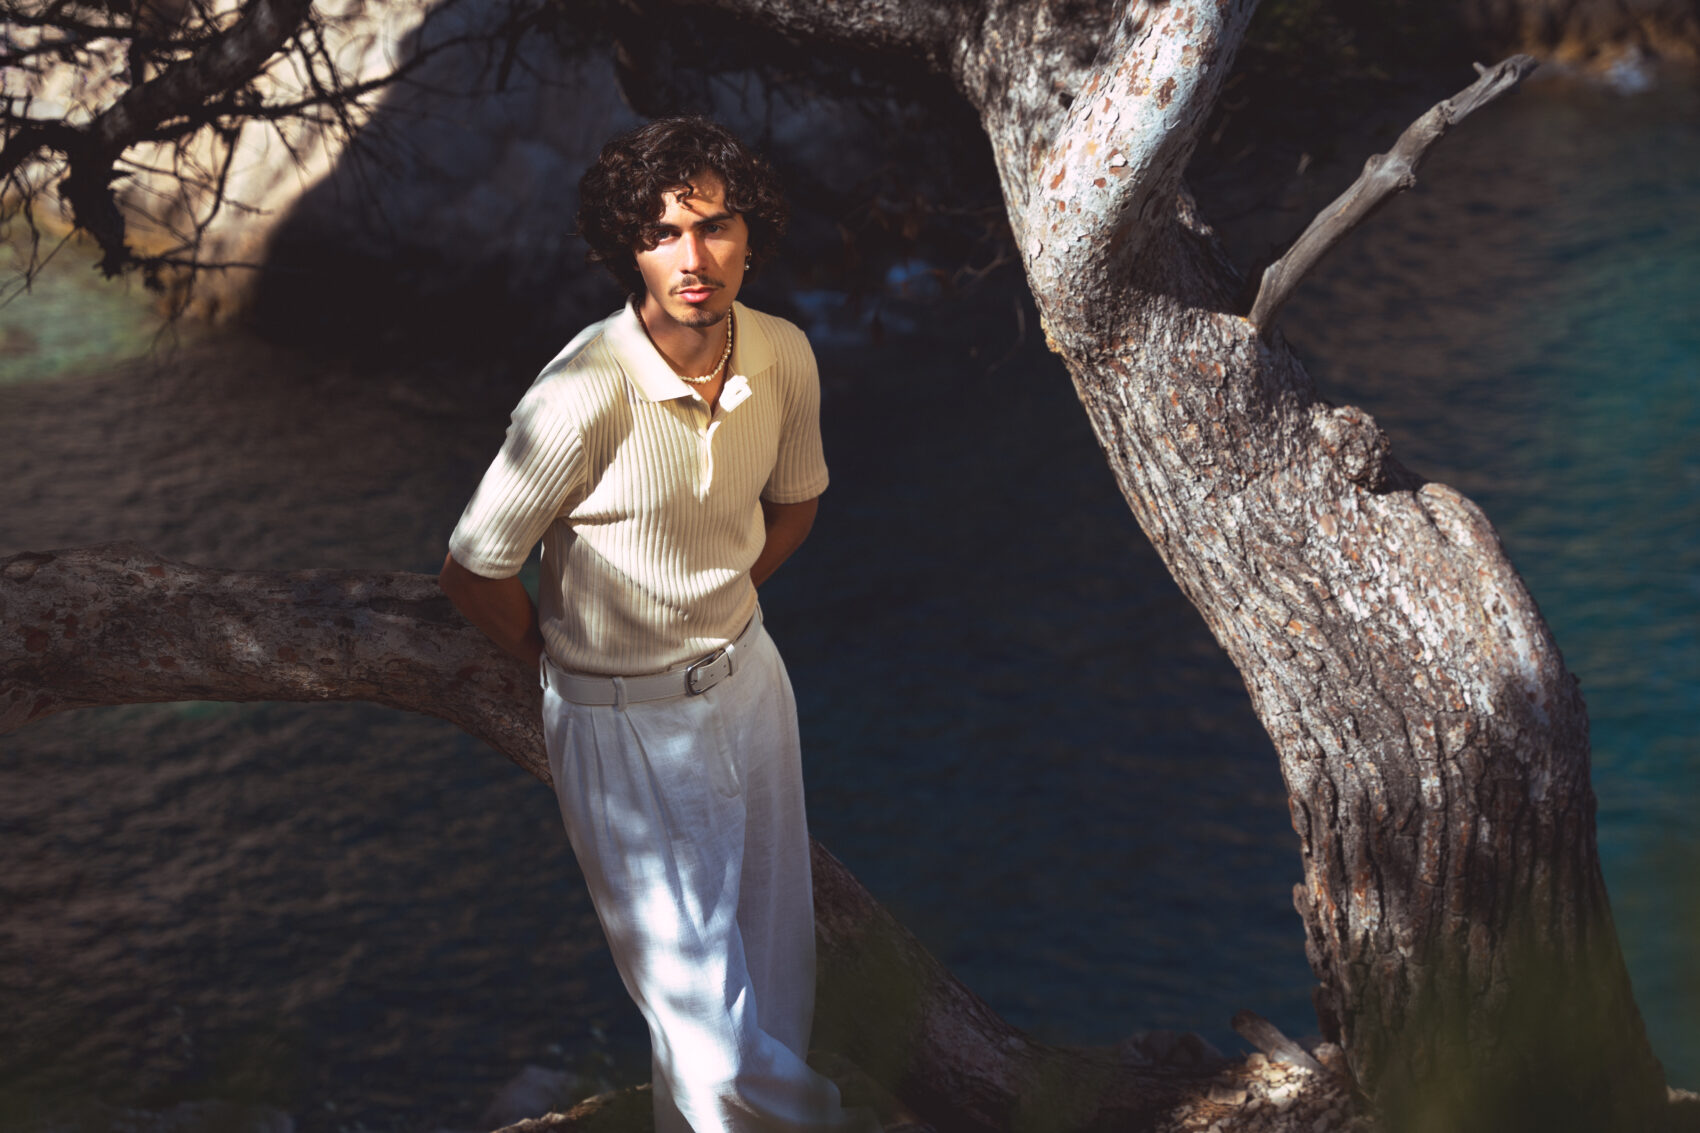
left=438, top=117, right=876, bottom=1133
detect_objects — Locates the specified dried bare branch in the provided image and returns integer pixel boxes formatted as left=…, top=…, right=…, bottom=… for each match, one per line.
left=1247, top=54, right=1539, bottom=334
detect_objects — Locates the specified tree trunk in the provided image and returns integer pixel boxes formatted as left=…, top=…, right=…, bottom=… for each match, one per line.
left=1044, top=209, right=1664, bottom=1133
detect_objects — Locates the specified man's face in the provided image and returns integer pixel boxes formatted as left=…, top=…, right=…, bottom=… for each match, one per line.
left=633, top=170, right=749, bottom=330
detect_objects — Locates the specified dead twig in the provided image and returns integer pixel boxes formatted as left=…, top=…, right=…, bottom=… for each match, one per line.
left=1247, top=55, right=1538, bottom=335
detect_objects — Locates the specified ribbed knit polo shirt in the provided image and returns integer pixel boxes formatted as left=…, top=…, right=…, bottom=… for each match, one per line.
left=448, top=300, right=829, bottom=676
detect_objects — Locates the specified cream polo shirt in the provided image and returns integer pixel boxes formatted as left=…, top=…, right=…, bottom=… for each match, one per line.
left=448, top=300, right=829, bottom=676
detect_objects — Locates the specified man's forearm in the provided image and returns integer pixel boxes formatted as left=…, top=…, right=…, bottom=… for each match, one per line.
left=439, top=553, right=545, bottom=668
left=751, top=497, right=819, bottom=587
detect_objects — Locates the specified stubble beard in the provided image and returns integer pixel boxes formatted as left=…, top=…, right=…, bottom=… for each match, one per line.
left=671, top=305, right=727, bottom=329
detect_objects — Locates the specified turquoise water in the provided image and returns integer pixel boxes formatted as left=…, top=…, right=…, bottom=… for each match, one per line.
left=0, top=234, right=173, bottom=384
left=0, top=75, right=1696, bottom=1128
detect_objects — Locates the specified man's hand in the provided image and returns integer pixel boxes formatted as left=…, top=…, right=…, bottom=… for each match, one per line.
left=438, top=553, right=546, bottom=669
left=751, top=497, right=819, bottom=588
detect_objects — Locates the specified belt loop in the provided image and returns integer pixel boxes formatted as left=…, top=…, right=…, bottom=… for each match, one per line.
left=612, top=675, right=628, bottom=713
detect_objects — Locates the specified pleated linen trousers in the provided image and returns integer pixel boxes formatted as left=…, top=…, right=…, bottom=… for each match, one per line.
left=542, top=622, right=878, bottom=1133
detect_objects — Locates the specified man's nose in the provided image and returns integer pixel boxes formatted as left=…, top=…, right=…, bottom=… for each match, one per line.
left=679, top=232, right=707, bottom=272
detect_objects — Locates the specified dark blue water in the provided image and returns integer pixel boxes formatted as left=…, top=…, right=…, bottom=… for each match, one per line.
left=1, top=77, right=1696, bottom=1129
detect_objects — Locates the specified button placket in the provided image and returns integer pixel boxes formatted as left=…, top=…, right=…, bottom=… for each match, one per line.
left=698, top=412, right=723, bottom=497
left=689, top=375, right=748, bottom=499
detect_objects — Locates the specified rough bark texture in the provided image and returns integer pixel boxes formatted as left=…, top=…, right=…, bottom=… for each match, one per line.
left=0, top=544, right=546, bottom=769
left=1049, top=217, right=1664, bottom=1133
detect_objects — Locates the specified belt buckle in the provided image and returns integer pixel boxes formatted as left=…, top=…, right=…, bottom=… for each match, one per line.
left=686, top=647, right=732, bottom=695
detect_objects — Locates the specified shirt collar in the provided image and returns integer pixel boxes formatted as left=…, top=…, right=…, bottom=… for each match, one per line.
left=605, top=299, right=775, bottom=403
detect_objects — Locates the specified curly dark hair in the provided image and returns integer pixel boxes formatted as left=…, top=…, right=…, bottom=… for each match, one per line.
left=576, top=116, right=789, bottom=299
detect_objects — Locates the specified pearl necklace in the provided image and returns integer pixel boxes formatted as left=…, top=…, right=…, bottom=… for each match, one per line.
left=679, top=310, right=734, bottom=385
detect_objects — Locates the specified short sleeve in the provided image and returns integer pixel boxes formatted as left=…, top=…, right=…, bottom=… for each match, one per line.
left=761, top=327, right=829, bottom=504
left=448, top=383, right=587, bottom=578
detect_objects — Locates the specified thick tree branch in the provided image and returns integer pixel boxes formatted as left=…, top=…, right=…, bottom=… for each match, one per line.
left=0, top=543, right=546, bottom=767
left=1248, top=54, right=1539, bottom=334
left=1016, top=0, right=1257, bottom=333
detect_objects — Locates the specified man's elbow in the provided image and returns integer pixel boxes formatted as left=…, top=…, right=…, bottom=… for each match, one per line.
left=439, top=552, right=478, bottom=605
left=776, top=497, right=819, bottom=537
left=791, top=506, right=818, bottom=543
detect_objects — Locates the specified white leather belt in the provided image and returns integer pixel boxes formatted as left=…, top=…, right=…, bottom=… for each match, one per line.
left=541, top=608, right=763, bottom=706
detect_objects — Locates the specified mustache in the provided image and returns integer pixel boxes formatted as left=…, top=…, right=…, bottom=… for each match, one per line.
left=673, top=276, right=723, bottom=293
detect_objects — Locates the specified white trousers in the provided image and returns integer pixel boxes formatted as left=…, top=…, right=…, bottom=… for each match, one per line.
left=542, top=623, right=877, bottom=1133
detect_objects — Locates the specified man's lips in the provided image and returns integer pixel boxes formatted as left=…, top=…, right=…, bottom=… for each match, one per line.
left=675, top=282, right=720, bottom=303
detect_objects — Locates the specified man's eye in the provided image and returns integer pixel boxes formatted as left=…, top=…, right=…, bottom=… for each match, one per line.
left=702, top=223, right=724, bottom=235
